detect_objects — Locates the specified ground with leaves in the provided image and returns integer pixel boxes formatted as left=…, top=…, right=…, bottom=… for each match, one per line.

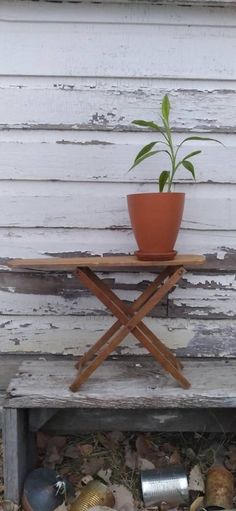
left=1, top=432, right=236, bottom=510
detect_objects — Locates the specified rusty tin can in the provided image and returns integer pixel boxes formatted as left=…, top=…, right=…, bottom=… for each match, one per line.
left=141, top=465, right=189, bottom=507
left=204, top=465, right=234, bottom=510
left=70, top=480, right=115, bottom=511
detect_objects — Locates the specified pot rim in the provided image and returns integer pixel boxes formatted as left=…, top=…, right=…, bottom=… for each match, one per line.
left=127, top=192, right=185, bottom=199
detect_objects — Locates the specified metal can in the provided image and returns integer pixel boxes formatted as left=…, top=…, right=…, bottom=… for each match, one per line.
left=70, top=480, right=115, bottom=511
left=141, top=465, right=189, bottom=507
left=204, top=465, right=234, bottom=510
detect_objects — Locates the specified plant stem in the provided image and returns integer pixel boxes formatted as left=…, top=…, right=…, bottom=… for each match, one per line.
left=162, top=116, right=176, bottom=192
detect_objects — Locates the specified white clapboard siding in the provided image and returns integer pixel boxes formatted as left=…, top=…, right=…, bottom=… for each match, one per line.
left=0, top=181, right=235, bottom=231
left=0, top=0, right=235, bottom=360
left=1, top=19, right=236, bottom=79
left=0, top=315, right=235, bottom=358
left=0, top=134, right=235, bottom=183
left=0, top=229, right=235, bottom=270
left=0, top=2, right=235, bottom=24
left=0, top=272, right=234, bottom=318
left=0, top=80, right=236, bottom=132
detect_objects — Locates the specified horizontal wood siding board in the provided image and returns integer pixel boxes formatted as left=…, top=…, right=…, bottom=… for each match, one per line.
left=1, top=11, right=236, bottom=79
left=0, top=133, right=235, bottom=183
left=0, top=229, right=235, bottom=270
left=1, top=2, right=236, bottom=23
left=0, top=182, right=235, bottom=230
left=0, top=316, right=235, bottom=357
left=0, top=270, right=234, bottom=318
left=0, top=82, right=236, bottom=132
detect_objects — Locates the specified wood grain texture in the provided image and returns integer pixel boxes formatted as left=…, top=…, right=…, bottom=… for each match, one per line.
left=1, top=80, right=236, bottom=132
left=8, top=254, right=205, bottom=269
left=5, top=358, right=236, bottom=409
left=0, top=316, right=235, bottom=357
left=1, top=11, right=236, bottom=79
left=0, top=182, right=235, bottom=231
left=0, top=228, right=235, bottom=270
left=1, top=2, right=236, bottom=23
left=37, top=408, right=236, bottom=433
left=0, top=132, right=235, bottom=182
left=3, top=408, right=37, bottom=504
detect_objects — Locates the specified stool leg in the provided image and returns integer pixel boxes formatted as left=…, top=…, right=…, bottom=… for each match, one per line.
left=75, top=267, right=181, bottom=370
left=70, top=266, right=190, bottom=391
left=80, top=267, right=182, bottom=371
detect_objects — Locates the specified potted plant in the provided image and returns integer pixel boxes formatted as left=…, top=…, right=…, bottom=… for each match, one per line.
left=128, top=94, right=220, bottom=260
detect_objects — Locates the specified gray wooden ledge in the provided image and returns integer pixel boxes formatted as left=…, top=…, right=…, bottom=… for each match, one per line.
left=5, top=357, right=236, bottom=409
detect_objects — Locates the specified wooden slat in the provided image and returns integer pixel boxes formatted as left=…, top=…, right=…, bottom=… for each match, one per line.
left=37, top=408, right=236, bottom=433
left=0, top=316, right=235, bottom=358
left=1, top=81, right=236, bottom=133
left=3, top=408, right=37, bottom=504
left=5, top=358, right=236, bottom=409
left=1, top=269, right=234, bottom=319
left=0, top=228, right=235, bottom=271
left=1, top=17, right=236, bottom=79
left=0, top=132, right=235, bottom=182
left=1, top=2, right=236, bottom=23
left=0, top=181, right=235, bottom=231
left=8, top=254, right=205, bottom=269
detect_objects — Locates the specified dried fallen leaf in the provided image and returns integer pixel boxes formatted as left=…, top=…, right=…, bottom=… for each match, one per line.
left=78, top=444, right=94, bottom=457
left=0, top=501, right=19, bottom=511
left=97, top=468, right=112, bottom=484
left=54, top=504, right=68, bottom=511
left=135, top=435, right=154, bottom=458
left=189, top=465, right=205, bottom=493
left=190, top=496, right=204, bottom=511
left=225, top=445, right=236, bottom=471
left=124, top=443, right=138, bottom=470
left=169, top=449, right=182, bottom=465
left=89, top=507, right=116, bottom=511
left=138, top=458, right=155, bottom=470
left=107, top=432, right=125, bottom=446
left=43, top=445, right=63, bottom=468
left=64, top=445, right=80, bottom=460
left=110, top=484, right=134, bottom=511
left=44, top=444, right=63, bottom=469
left=97, top=433, right=111, bottom=450
left=82, top=457, right=105, bottom=476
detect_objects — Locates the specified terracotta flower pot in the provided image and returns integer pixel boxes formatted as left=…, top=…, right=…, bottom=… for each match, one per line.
left=127, top=192, right=185, bottom=260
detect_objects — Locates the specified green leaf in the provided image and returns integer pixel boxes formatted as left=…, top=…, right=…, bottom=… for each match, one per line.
left=129, top=150, right=161, bottom=171
left=179, top=136, right=223, bottom=146
left=182, top=150, right=202, bottom=160
left=132, top=120, right=162, bottom=131
left=159, top=170, right=170, bottom=192
left=182, top=160, right=196, bottom=180
left=161, top=95, right=170, bottom=122
left=134, top=142, right=158, bottom=162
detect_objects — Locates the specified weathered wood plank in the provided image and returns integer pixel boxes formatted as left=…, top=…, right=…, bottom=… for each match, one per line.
left=1, top=20, right=236, bottom=79
left=0, top=133, right=235, bottom=182
left=0, top=181, right=235, bottom=230
left=38, top=408, right=236, bottom=433
left=5, top=358, right=236, bottom=409
left=1, top=2, right=236, bottom=23
left=1, top=81, right=236, bottom=132
left=0, top=270, right=234, bottom=319
left=0, top=315, right=235, bottom=357
left=3, top=408, right=37, bottom=504
left=0, top=228, right=235, bottom=271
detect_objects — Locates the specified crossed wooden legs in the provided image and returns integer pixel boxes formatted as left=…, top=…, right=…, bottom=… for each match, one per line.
left=70, top=265, right=191, bottom=392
